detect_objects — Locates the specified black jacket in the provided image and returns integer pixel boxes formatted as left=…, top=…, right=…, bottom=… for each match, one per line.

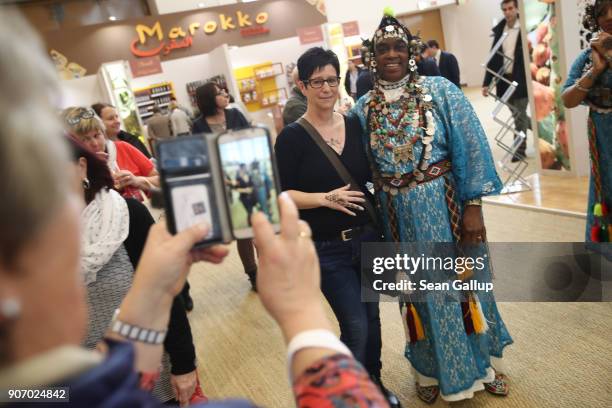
left=438, top=51, right=461, bottom=88
left=483, top=18, right=527, bottom=99
left=192, top=108, right=249, bottom=133
left=356, top=70, right=373, bottom=100
left=417, top=57, right=441, bottom=77
left=344, top=68, right=363, bottom=96
left=117, top=130, right=151, bottom=159
left=124, top=198, right=196, bottom=375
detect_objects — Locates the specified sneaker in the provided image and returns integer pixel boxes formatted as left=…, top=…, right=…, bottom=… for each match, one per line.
left=371, top=376, right=402, bottom=408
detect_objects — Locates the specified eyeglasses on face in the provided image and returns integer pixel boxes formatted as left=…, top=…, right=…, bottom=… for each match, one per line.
left=67, top=109, right=95, bottom=126
left=303, top=77, right=341, bottom=88
left=216, top=89, right=229, bottom=96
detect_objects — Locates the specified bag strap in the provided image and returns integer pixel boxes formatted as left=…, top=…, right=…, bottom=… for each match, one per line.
left=296, top=117, right=379, bottom=227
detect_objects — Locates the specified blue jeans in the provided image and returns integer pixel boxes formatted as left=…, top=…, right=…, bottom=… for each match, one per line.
left=315, top=230, right=382, bottom=378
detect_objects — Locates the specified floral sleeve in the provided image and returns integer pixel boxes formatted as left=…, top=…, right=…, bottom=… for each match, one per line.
left=293, top=354, right=389, bottom=408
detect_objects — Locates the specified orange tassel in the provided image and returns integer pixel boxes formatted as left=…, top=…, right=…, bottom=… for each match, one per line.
left=469, top=294, right=488, bottom=334
left=409, top=303, right=425, bottom=341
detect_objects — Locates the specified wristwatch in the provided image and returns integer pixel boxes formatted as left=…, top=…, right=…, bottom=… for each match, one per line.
left=110, top=309, right=167, bottom=345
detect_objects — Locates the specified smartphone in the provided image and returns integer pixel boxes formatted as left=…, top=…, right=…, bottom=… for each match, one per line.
left=157, top=135, right=223, bottom=246
left=217, top=127, right=281, bottom=239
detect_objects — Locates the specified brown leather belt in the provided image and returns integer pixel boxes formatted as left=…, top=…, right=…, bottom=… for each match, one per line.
left=380, top=159, right=452, bottom=189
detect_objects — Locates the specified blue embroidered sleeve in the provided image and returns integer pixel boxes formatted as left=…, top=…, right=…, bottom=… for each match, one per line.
left=428, top=77, right=503, bottom=201
left=563, top=49, right=590, bottom=94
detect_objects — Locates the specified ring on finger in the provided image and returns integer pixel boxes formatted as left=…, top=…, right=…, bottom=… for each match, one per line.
left=298, top=230, right=312, bottom=239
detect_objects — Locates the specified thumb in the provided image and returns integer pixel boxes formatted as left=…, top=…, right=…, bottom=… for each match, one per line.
left=172, top=222, right=210, bottom=251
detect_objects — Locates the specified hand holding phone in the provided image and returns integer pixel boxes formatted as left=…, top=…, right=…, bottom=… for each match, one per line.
left=157, top=126, right=281, bottom=246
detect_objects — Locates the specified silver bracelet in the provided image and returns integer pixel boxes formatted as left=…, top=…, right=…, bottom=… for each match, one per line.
left=465, top=198, right=482, bottom=206
left=110, top=309, right=167, bottom=345
left=575, top=80, right=591, bottom=93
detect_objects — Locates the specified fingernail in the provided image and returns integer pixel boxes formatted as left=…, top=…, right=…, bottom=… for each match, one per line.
left=279, top=192, right=292, bottom=202
left=197, top=222, right=209, bottom=233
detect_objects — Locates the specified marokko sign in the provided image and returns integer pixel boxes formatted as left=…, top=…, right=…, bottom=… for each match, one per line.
left=43, top=0, right=327, bottom=76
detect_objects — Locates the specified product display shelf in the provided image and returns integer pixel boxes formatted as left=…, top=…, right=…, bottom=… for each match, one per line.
left=133, top=81, right=175, bottom=119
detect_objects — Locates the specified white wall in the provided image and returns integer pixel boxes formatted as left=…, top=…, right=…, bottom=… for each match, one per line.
left=59, top=75, right=104, bottom=108
left=131, top=53, right=212, bottom=109
left=440, top=0, right=502, bottom=87
left=155, top=0, right=236, bottom=15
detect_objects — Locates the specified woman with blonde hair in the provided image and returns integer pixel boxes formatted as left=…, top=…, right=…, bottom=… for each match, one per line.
left=63, top=106, right=159, bottom=201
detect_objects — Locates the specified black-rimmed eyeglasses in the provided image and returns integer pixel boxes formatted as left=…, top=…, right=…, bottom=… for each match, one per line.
left=303, top=77, right=341, bottom=88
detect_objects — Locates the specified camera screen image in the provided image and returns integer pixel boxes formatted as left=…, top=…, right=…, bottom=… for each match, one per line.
left=219, top=134, right=280, bottom=231
left=170, top=181, right=214, bottom=239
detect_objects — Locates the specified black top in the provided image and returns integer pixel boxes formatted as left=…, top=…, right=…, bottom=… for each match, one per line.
left=483, top=18, right=527, bottom=99
left=192, top=108, right=249, bottom=133
left=274, top=114, right=374, bottom=240
left=117, top=130, right=151, bottom=159
left=124, top=198, right=195, bottom=375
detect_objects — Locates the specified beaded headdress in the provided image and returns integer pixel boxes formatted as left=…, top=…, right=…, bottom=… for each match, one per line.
left=361, top=7, right=423, bottom=85
left=583, top=0, right=612, bottom=33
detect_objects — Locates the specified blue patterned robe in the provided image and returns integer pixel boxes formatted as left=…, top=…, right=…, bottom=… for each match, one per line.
left=351, top=76, right=513, bottom=397
left=563, top=49, right=612, bottom=242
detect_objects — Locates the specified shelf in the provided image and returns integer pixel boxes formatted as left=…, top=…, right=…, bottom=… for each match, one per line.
left=150, top=90, right=173, bottom=98
left=137, top=100, right=156, bottom=107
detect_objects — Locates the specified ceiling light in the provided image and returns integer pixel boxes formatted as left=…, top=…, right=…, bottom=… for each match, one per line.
left=198, top=2, right=205, bottom=7
left=108, top=16, right=117, bottom=21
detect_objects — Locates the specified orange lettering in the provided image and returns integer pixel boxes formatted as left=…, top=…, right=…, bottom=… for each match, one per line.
left=256, top=12, right=268, bottom=25
left=204, top=21, right=218, bottom=34
left=237, top=11, right=251, bottom=27
left=130, top=38, right=165, bottom=57
left=219, top=14, right=235, bottom=30
left=168, top=26, right=187, bottom=39
left=136, top=21, right=163, bottom=44
left=189, top=22, right=200, bottom=35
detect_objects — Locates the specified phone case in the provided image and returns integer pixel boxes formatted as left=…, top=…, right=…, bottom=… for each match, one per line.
left=157, top=127, right=280, bottom=246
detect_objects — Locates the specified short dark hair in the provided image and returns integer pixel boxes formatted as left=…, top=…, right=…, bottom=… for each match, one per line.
left=501, top=0, right=518, bottom=8
left=427, top=40, right=440, bottom=49
left=91, top=102, right=114, bottom=118
left=297, top=47, right=340, bottom=82
left=151, top=105, right=161, bottom=114
left=66, top=136, right=114, bottom=204
left=195, top=82, right=219, bottom=117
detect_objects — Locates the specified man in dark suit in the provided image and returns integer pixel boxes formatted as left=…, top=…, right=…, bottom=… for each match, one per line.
left=426, top=40, right=461, bottom=88
left=482, top=0, right=529, bottom=161
left=417, top=44, right=441, bottom=77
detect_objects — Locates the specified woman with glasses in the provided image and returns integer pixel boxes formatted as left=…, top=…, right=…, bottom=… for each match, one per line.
left=193, top=83, right=249, bottom=134
left=192, top=82, right=258, bottom=290
left=62, top=107, right=159, bottom=202
left=274, top=47, right=401, bottom=408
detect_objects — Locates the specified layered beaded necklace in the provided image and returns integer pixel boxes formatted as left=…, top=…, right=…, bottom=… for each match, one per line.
left=367, top=76, right=435, bottom=193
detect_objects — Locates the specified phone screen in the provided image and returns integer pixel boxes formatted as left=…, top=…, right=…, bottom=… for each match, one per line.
left=217, top=128, right=281, bottom=239
left=157, top=136, right=221, bottom=244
